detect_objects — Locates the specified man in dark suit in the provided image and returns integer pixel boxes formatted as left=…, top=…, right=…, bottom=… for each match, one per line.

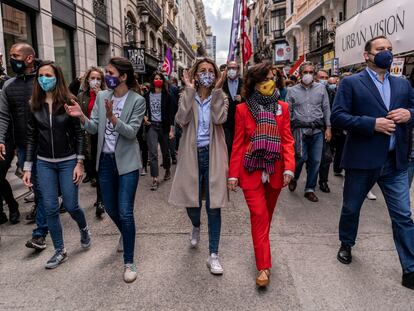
left=331, top=36, right=414, bottom=289
left=222, top=61, right=243, bottom=157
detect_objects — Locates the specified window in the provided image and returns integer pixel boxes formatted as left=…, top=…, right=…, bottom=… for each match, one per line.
left=1, top=4, right=35, bottom=75
left=273, top=0, right=284, bottom=3
left=290, top=0, right=294, bottom=15
left=271, top=9, right=286, bottom=39
left=357, top=0, right=382, bottom=12
left=264, top=21, right=269, bottom=36
left=309, top=17, right=328, bottom=51
left=53, top=24, right=74, bottom=83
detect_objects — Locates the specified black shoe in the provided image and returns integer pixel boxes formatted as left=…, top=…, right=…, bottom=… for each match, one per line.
left=25, top=236, right=46, bottom=251
left=288, top=179, right=297, bottom=192
left=319, top=182, right=331, bottom=193
left=304, top=192, right=319, bottom=202
left=402, top=271, right=414, bottom=289
left=164, top=169, right=171, bottom=181
left=172, top=158, right=177, bottom=165
left=90, top=178, right=97, bottom=188
left=59, top=201, right=67, bottom=214
left=150, top=180, right=159, bottom=191
left=25, top=205, right=37, bottom=224
left=9, top=209, right=20, bottom=225
left=82, top=175, right=92, bottom=183
left=95, top=201, right=105, bottom=218
left=337, top=244, right=352, bottom=264
left=0, top=212, right=8, bottom=225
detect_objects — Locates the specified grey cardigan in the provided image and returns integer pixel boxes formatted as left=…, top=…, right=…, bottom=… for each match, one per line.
left=83, top=89, right=146, bottom=175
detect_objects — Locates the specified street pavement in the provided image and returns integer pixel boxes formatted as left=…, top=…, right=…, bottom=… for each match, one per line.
left=1, top=163, right=414, bottom=311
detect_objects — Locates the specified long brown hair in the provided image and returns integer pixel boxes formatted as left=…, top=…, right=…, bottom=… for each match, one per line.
left=30, top=61, right=74, bottom=114
left=81, top=66, right=106, bottom=92
left=272, top=66, right=286, bottom=89
left=188, top=57, right=220, bottom=90
left=241, top=62, right=273, bottom=99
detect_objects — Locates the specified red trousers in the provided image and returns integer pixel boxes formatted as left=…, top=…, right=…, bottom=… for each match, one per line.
left=243, top=183, right=281, bottom=271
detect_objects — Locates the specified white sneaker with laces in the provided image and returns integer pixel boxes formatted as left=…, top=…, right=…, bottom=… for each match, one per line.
left=190, top=226, right=200, bottom=248
left=123, top=263, right=137, bottom=283
left=207, top=253, right=223, bottom=275
left=117, top=236, right=123, bottom=253
left=367, top=191, right=377, bottom=200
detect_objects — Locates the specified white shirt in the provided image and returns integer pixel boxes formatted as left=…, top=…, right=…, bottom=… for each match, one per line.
left=103, top=91, right=129, bottom=153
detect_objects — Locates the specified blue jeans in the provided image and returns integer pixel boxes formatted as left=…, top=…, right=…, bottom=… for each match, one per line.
left=339, top=153, right=414, bottom=273
left=37, top=159, right=87, bottom=251
left=29, top=153, right=48, bottom=238
left=186, top=146, right=221, bottom=254
left=294, top=132, right=324, bottom=193
left=98, top=153, right=139, bottom=264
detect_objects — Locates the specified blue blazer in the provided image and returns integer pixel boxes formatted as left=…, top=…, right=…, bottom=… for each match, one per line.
left=331, top=69, right=414, bottom=170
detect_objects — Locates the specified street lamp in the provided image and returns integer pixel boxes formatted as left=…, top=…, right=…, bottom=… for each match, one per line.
left=141, top=10, right=150, bottom=24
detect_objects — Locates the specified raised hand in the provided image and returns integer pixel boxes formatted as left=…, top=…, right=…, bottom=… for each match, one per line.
left=65, top=99, right=83, bottom=118
left=215, top=68, right=227, bottom=90
left=105, top=99, right=114, bottom=119
left=183, top=70, right=194, bottom=88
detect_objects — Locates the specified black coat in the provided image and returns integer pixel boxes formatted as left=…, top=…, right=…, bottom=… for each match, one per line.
left=222, top=77, right=243, bottom=130
left=145, top=90, right=173, bottom=134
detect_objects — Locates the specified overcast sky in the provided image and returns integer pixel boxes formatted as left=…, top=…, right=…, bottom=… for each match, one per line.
left=203, top=0, right=234, bottom=65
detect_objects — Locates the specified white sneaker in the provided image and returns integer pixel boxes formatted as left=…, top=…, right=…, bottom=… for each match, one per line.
left=207, top=253, right=223, bottom=275
left=366, top=191, right=377, bottom=200
left=117, top=236, right=123, bottom=253
left=190, top=226, right=200, bottom=248
left=123, top=263, right=137, bottom=283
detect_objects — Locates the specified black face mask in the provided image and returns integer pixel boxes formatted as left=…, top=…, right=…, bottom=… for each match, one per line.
left=10, top=58, right=27, bottom=75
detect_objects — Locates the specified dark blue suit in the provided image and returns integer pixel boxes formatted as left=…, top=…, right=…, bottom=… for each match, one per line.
left=331, top=69, right=414, bottom=274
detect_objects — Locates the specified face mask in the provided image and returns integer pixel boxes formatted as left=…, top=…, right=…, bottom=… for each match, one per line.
left=153, top=80, right=163, bottom=88
left=10, top=58, right=27, bottom=75
left=89, top=79, right=101, bottom=89
left=301, top=74, right=314, bottom=85
left=198, top=72, right=216, bottom=88
left=105, top=75, right=121, bottom=90
left=38, top=76, right=57, bottom=92
left=227, top=69, right=237, bottom=79
left=256, top=79, right=276, bottom=97
left=369, top=50, right=393, bottom=69
left=319, top=79, right=328, bottom=86
left=328, top=84, right=337, bottom=91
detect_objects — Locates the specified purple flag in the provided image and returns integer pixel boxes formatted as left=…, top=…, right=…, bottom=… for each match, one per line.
left=228, top=0, right=242, bottom=62
left=163, top=47, right=173, bottom=76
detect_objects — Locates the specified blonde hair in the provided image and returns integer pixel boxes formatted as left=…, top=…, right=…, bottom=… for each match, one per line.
left=81, top=66, right=106, bottom=92
left=188, top=57, right=220, bottom=89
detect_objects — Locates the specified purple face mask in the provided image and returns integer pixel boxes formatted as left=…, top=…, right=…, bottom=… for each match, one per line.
left=104, top=75, right=121, bottom=89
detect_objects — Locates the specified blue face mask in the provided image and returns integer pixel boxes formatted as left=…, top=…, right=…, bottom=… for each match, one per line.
left=38, top=76, right=57, bottom=92
left=105, top=75, right=121, bottom=89
left=370, top=50, right=393, bottom=69
left=328, top=84, right=337, bottom=91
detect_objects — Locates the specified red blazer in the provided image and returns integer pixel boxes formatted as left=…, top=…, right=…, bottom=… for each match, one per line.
left=228, top=101, right=295, bottom=190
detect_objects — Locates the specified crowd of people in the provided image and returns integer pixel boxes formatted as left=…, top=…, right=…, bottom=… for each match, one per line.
left=1, top=35, right=414, bottom=290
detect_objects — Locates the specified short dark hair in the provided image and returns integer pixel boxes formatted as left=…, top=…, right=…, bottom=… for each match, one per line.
left=241, top=62, right=273, bottom=99
left=299, top=62, right=315, bottom=75
left=364, top=35, right=388, bottom=52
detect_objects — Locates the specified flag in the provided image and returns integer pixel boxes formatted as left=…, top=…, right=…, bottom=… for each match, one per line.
left=288, top=55, right=305, bottom=77
left=227, top=0, right=242, bottom=62
left=241, top=0, right=252, bottom=65
left=162, top=47, right=173, bottom=76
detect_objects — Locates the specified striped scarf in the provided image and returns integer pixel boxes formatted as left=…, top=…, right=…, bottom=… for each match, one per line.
left=244, top=91, right=281, bottom=174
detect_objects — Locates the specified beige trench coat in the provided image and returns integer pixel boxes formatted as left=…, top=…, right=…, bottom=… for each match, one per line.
left=168, top=87, right=229, bottom=208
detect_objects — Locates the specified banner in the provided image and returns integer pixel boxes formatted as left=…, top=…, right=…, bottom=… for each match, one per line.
left=288, top=55, right=305, bottom=77
left=162, top=47, right=173, bottom=76
left=335, top=0, right=414, bottom=67
left=241, top=0, right=252, bottom=65
left=227, top=0, right=242, bottom=62
left=275, top=43, right=293, bottom=62
left=390, top=58, right=405, bottom=77
left=124, top=47, right=145, bottom=74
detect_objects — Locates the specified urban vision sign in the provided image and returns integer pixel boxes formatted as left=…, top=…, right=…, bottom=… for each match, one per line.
left=335, top=0, right=413, bottom=67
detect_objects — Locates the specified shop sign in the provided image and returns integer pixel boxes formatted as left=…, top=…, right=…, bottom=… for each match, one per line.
left=333, top=58, right=339, bottom=76
left=390, top=58, right=405, bottom=77
left=124, top=47, right=145, bottom=74
left=335, top=0, right=414, bottom=67
left=275, top=44, right=293, bottom=62
left=323, top=51, right=335, bottom=71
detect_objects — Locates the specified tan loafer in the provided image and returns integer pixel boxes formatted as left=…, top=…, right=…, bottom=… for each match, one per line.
left=256, top=269, right=270, bottom=287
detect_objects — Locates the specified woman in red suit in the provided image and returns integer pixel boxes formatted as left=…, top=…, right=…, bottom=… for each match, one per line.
left=228, top=63, right=295, bottom=287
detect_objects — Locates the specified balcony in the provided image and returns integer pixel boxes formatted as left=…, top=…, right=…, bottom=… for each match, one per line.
left=93, top=0, right=106, bottom=23
left=137, top=0, right=163, bottom=28
left=309, top=29, right=329, bottom=51
left=272, top=29, right=285, bottom=40
left=163, top=19, right=178, bottom=44
left=179, top=31, right=193, bottom=55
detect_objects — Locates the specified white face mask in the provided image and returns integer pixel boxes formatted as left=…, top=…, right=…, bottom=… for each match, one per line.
left=301, top=74, right=314, bottom=85
left=89, top=78, right=101, bottom=89
left=227, top=69, right=237, bottom=79
left=319, top=79, right=328, bottom=86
